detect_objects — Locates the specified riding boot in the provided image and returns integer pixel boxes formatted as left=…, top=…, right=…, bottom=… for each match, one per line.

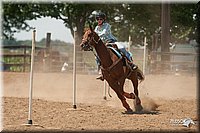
left=96, top=69, right=104, bottom=81
left=128, top=62, right=138, bottom=71
left=96, top=74, right=104, bottom=81
left=131, top=63, right=138, bottom=70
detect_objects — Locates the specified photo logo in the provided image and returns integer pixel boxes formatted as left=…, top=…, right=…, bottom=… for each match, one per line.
left=170, top=118, right=195, bottom=127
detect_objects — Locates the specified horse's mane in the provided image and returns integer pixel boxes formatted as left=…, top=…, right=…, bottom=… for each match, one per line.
left=82, top=28, right=93, bottom=40
left=84, top=28, right=91, bottom=32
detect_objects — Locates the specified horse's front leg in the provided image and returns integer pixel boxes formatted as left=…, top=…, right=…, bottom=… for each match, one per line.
left=117, top=92, right=133, bottom=113
left=109, top=83, right=132, bottom=112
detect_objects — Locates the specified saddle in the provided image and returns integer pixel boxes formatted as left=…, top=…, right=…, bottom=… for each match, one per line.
left=106, top=43, right=128, bottom=66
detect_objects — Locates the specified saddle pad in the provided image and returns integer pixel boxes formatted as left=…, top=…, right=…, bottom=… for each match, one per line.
left=107, top=46, right=122, bottom=59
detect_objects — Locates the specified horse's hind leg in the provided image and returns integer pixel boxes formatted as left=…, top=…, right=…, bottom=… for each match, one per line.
left=129, top=72, right=143, bottom=112
left=119, top=78, right=135, bottom=99
left=130, top=72, right=142, bottom=105
left=117, top=92, right=133, bottom=112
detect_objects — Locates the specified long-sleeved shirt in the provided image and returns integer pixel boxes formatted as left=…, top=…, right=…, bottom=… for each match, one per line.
left=94, top=22, right=117, bottom=43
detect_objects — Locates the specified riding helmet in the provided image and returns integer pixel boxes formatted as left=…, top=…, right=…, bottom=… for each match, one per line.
left=96, top=12, right=106, bottom=20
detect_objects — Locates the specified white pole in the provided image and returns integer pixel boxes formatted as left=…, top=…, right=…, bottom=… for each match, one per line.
left=28, top=30, right=36, bottom=124
left=128, top=35, right=132, bottom=90
left=143, top=37, right=147, bottom=75
left=73, top=27, right=77, bottom=109
left=128, top=35, right=131, bottom=51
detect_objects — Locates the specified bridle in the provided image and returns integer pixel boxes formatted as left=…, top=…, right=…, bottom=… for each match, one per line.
left=81, top=31, right=101, bottom=51
left=81, top=38, right=94, bottom=51
left=92, top=35, right=101, bottom=44
left=80, top=30, right=102, bottom=61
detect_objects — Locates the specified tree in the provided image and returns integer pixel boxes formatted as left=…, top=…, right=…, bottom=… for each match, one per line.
left=170, top=3, right=198, bottom=43
left=3, top=3, right=98, bottom=44
left=111, top=4, right=161, bottom=44
left=161, top=3, right=170, bottom=62
left=3, top=3, right=198, bottom=48
left=3, top=3, right=41, bottom=39
left=196, top=2, right=200, bottom=53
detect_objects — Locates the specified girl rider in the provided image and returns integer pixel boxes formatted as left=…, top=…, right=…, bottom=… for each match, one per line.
left=94, top=12, right=137, bottom=80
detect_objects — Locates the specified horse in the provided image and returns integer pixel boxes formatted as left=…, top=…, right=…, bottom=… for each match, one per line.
left=80, top=26, right=145, bottom=113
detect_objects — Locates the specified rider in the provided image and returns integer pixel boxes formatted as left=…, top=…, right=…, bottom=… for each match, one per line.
left=94, top=12, right=137, bottom=80
left=94, top=12, right=117, bottom=44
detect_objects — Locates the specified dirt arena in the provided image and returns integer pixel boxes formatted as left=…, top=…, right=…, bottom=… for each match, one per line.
left=1, top=72, right=199, bottom=132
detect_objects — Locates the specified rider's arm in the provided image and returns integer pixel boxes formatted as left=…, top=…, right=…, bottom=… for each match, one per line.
left=98, top=23, right=111, bottom=37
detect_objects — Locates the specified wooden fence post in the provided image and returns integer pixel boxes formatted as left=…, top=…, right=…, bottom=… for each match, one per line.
left=45, top=33, right=51, bottom=72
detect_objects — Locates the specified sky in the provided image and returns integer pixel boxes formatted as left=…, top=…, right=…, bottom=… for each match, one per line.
left=14, top=17, right=74, bottom=43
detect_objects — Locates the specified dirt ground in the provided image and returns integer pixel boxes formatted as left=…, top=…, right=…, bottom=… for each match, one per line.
left=1, top=72, right=199, bottom=132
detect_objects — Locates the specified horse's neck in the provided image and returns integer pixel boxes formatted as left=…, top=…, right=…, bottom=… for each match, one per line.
left=94, top=41, right=113, bottom=68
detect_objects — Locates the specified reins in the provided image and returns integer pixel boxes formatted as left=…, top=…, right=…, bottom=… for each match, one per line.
left=92, top=36, right=101, bottom=44
left=90, top=35, right=102, bottom=64
left=91, top=48, right=99, bottom=61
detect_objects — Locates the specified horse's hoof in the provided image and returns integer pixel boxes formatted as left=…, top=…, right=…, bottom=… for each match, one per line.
left=135, top=97, right=141, bottom=105
left=135, top=104, right=143, bottom=112
left=134, top=98, right=143, bottom=112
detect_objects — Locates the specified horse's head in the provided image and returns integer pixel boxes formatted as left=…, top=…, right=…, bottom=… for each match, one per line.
left=80, top=28, right=100, bottom=51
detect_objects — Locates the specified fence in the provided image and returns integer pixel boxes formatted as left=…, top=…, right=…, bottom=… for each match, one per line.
left=2, top=42, right=198, bottom=75
left=2, top=45, right=43, bottom=72
left=149, top=51, right=198, bottom=75
left=1, top=45, right=69, bottom=72
left=1, top=32, right=70, bottom=72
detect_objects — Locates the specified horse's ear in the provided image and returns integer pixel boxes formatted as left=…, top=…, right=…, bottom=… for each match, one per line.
left=87, top=20, right=94, bottom=32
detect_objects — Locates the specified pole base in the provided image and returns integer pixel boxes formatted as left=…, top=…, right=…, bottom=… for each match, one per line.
left=27, top=120, right=32, bottom=125
left=103, top=96, right=107, bottom=100
left=73, top=105, right=77, bottom=109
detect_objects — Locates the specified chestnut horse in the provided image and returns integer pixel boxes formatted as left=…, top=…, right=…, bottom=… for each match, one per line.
left=80, top=27, right=144, bottom=113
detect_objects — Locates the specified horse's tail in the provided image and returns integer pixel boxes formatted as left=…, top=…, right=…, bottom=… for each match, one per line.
left=136, top=68, right=145, bottom=83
